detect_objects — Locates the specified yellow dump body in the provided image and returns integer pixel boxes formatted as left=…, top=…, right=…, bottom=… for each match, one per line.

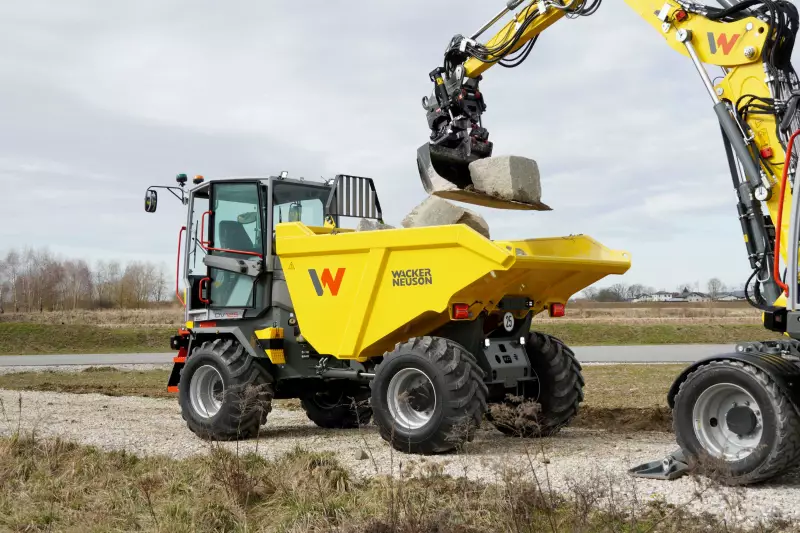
left=276, top=222, right=630, bottom=362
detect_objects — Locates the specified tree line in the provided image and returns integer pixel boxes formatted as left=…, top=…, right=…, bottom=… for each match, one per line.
left=0, top=248, right=170, bottom=312
left=580, top=278, right=733, bottom=302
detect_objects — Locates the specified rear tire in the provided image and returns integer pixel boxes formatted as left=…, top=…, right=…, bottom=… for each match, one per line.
left=179, top=338, right=274, bottom=440
left=673, top=359, right=800, bottom=484
left=370, top=336, right=487, bottom=454
left=300, top=383, right=372, bottom=429
left=487, top=332, right=584, bottom=438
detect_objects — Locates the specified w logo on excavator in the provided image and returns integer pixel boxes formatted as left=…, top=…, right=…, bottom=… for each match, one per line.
left=707, top=32, right=740, bottom=55
left=309, top=268, right=346, bottom=296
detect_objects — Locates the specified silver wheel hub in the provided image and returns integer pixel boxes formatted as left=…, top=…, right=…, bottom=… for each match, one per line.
left=693, top=383, right=763, bottom=461
left=190, top=365, right=225, bottom=419
left=386, top=368, right=437, bottom=430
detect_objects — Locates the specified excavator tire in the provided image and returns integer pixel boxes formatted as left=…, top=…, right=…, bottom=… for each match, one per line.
left=487, top=332, right=584, bottom=438
left=673, top=359, right=800, bottom=484
left=300, top=383, right=372, bottom=429
left=370, top=336, right=487, bottom=454
left=179, top=338, right=274, bottom=440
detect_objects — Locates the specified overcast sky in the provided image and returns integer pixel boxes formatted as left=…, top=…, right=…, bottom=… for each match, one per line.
left=0, top=1, right=774, bottom=292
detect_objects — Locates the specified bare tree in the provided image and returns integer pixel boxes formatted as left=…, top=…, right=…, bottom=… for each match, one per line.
left=4, top=251, right=19, bottom=312
left=707, top=278, right=725, bottom=300
left=608, top=283, right=630, bottom=301
left=580, top=287, right=599, bottom=300
left=596, top=283, right=628, bottom=302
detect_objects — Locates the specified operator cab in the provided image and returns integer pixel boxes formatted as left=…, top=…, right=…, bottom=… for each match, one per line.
left=145, top=172, right=383, bottom=323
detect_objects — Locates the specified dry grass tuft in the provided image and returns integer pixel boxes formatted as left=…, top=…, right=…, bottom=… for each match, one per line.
left=1, top=430, right=789, bottom=532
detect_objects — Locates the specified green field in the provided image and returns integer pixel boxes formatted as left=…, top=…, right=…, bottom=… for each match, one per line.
left=533, top=322, right=781, bottom=346
left=0, top=324, right=175, bottom=355
left=0, top=321, right=782, bottom=356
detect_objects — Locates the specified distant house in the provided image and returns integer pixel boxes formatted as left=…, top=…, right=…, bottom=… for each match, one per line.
left=648, top=291, right=675, bottom=302
left=633, top=288, right=712, bottom=303
left=717, top=290, right=746, bottom=301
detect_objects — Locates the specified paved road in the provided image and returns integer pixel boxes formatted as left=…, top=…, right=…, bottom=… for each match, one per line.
left=0, top=344, right=736, bottom=366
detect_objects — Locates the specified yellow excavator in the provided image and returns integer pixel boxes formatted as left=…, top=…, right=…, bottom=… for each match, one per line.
left=417, top=0, right=800, bottom=483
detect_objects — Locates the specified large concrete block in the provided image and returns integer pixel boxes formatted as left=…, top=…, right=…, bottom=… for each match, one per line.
left=402, top=196, right=490, bottom=239
left=467, top=155, right=550, bottom=211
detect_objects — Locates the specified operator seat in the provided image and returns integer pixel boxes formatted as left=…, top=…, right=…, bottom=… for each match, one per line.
left=218, top=221, right=257, bottom=255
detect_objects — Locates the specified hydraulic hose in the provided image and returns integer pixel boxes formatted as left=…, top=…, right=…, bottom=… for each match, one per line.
left=772, top=129, right=800, bottom=294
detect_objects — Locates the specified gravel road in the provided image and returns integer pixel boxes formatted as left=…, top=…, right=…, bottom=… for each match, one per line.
left=1, top=388, right=799, bottom=526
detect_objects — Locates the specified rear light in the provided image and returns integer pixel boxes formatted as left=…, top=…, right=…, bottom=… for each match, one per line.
left=549, top=303, right=566, bottom=318
left=452, top=303, right=470, bottom=320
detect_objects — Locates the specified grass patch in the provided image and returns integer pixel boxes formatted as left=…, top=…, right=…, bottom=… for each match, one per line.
left=0, top=321, right=781, bottom=356
left=0, top=367, right=173, bottom=397
left=0, top=365, right=685, bottom=432
left=0, top=323, right=176, bottom=355
left=0, top=432, right=789, bottom=532
left=533, top=322, right=779, bottom=346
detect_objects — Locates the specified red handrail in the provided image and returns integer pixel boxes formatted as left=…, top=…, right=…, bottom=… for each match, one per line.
left=176, top=226, right=186, bottom=306
left=205, top=246, right=263, bottom=257
left=199, top=210, right=211, bottom=247
left=197, top=210, right=263, bottom=258
left=198, top=277, right=211, bottom=304
left=773, top=129, right=800, bottom=295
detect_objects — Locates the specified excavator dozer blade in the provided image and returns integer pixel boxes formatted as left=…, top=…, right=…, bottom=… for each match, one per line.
left=416, top=143, right=551, bottom=211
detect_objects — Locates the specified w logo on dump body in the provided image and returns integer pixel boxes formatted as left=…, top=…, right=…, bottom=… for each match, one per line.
left=309, top=268, right=346, bottom=296
left=707, top=32, right=740, bottom=55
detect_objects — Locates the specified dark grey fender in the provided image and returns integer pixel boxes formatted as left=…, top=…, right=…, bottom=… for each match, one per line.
left=190, top=327, right=264, bottom=359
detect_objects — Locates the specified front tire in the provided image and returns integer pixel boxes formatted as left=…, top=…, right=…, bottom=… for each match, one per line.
left=673, top=360, right=800, bottom=484
left=370, top=336, right=487, bottom=454
left=179, top=338, right=274, bottom=440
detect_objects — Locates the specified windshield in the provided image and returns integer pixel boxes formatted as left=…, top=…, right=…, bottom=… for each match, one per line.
left=272, top=181, right=330, bottom=227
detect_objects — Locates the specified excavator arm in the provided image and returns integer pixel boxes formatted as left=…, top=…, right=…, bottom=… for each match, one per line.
left=419, top=0, right=800, bottom=308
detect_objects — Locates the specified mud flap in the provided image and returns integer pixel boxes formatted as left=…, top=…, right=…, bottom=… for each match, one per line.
left=628, top=448, right=689, bottom=480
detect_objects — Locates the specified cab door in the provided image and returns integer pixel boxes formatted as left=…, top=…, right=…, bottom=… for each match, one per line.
left=204, top=182, right=264, bottom=313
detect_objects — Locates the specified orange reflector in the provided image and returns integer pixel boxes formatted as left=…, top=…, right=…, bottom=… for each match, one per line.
left=167, top=386, right=179, bottom=393
left=549, top=303, right=566, bottom=318
left=453, top=303, right=470, bottom=320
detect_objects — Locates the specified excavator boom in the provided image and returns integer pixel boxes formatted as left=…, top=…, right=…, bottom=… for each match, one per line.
left=418, top=0, right=800, bottom=485
left=419, top=0, right=799, bottom=307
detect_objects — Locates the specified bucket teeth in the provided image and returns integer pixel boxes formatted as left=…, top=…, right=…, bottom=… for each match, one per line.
left=416, top=143, right=550, bottom=211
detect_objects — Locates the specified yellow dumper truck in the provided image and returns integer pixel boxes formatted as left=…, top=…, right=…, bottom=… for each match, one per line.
left=145, top=173, right=629, bottom=453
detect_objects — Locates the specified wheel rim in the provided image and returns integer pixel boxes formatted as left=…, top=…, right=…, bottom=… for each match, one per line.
left=190, top=365, right=225, bottom=419
left=692, top=382, right=763, bottom=461
left=386, top=368, right=437, bottom=430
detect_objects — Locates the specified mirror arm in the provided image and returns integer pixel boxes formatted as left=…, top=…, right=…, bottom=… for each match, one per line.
left=147, top=185, right=187, bottom=205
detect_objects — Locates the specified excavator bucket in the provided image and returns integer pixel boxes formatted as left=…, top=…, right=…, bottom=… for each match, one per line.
left=416, top=143, right=551, bottom=211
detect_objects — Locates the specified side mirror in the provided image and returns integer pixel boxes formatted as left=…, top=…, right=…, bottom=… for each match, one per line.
left=144, top=189, right=158, bottom=213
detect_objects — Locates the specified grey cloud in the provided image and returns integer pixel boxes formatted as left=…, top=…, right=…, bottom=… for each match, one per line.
left=0, top=0, right=787, bottom=290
